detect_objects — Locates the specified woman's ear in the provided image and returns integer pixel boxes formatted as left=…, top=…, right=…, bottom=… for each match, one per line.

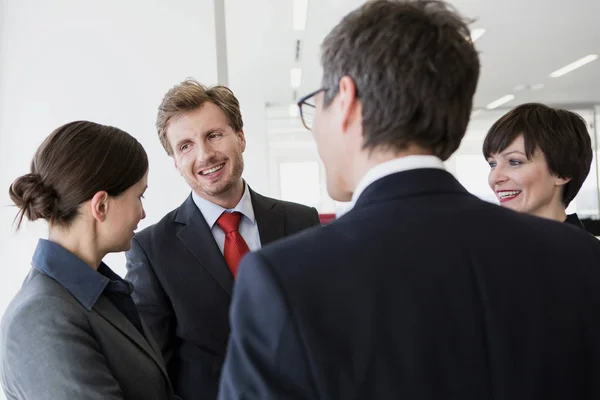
left=90, top=191, right=110, bottom=222
left=554, top=176, right=572, bottom=187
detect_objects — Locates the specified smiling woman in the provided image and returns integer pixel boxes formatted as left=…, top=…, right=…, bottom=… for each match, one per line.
left=483, top=103, right=593, bottom=227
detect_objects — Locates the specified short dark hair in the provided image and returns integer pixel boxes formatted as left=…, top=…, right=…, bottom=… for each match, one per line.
left=482, top=103, right=592, bottom=206
left=156, top=78, right=243, bottom=155
left=9, top=121, right=148, bottom=229
left=320, top=0, right=480, bottom=160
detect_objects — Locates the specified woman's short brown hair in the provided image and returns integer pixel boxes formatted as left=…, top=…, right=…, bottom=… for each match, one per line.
left=156, top=78, right=243, bottom=155
left=482, top=103, right=592, bottom=206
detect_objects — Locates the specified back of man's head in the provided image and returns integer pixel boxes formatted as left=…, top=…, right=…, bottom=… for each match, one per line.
left=321, top=0, right=480, bottom=160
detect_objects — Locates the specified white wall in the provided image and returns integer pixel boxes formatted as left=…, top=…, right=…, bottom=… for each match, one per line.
left=224, top=0, right=274, bottom=197
left=0, top=0, right=223, bottom=362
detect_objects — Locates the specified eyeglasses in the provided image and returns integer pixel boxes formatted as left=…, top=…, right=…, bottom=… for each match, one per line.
left=296, top=88, right=326, bottom=131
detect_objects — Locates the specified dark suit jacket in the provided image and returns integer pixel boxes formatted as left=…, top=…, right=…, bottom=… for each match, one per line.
left=219, top=169, right=600, bottom=400
left=125, top=188, right=320, bottom=399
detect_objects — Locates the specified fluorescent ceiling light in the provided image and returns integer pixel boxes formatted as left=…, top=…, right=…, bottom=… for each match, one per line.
left=486, top=94, right=515, bottom=110
left=514, top=83, right=544, bottom=92
left=293, top=0, right=308, bottom=31
left=549, top=54, right=598, bottom=78
left=290, top=68, right=302, bottom=88
left=470, top=28, right=486, bottom=42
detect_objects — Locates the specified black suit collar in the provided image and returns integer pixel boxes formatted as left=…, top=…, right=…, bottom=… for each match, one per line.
left=173, top=188, right=286, bottom=296
left=249, top=188, right=285, bottom=247
left=564, top=213, right=584, bottom=228
left=355, top=168, right=469, bottom=209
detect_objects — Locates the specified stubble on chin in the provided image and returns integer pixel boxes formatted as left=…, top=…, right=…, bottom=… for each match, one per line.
left=190, top=173, right=238, bottom=198
left=188, top=155, right=245, bottom=199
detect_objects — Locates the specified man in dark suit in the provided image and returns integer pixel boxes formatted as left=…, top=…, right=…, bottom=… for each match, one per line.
left=219, top=1, right=600, bottom=399
left=125, top=79, right=320, bottom=400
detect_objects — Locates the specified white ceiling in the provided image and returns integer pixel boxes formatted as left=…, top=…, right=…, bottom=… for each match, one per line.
left=226, top=0, right=600, bottom=111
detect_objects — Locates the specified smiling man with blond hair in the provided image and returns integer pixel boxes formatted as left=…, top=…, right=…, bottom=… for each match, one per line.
left=125, top=78, right=320, bottom=399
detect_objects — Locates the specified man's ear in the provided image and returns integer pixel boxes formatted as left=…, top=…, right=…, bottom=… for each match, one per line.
left=337, top=76, right=360, bottom=132
left=90, top=191, right=110, bottom=222
left=237, top=129, right=246, bottom=153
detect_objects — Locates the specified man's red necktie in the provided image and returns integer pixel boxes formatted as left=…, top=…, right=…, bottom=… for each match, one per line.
left=216, top=212, right=250, bottom=277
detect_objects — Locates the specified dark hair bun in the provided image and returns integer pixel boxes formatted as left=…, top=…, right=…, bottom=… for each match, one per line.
left=8, top=120, right=148, bottom=230
left=9, top=173, right=59, bottom=223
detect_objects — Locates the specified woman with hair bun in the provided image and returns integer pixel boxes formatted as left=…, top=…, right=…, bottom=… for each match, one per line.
left=0, top=121, right=178, bottom=400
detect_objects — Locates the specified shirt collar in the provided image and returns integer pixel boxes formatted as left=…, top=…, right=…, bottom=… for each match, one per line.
left=31, top=239, right=125, bottom=311
left=341, top=155, right=445, bottom=216
left=192, top=182, right=256, bottom=228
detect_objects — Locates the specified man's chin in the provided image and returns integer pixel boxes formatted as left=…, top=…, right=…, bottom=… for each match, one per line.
left=197, top=180, right=235, bottom=198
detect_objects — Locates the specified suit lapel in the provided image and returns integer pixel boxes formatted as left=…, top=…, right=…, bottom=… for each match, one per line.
left=140, top=319, right=177, bottom=395
left=175, top=195, right=234, bottom=295
left=140, top=318, right=163, bottom=358
left=250, top=188, right=285, bottom=246
left=93, top=296, right=170, bottom=381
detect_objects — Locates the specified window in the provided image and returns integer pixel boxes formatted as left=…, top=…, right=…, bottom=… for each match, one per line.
left=453, top=154, right=497, bottom=204
left=279, top=161, right=321, bottom=207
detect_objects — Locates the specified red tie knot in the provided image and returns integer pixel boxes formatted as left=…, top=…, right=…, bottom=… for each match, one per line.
left=216, top=212, right=243, bottom=234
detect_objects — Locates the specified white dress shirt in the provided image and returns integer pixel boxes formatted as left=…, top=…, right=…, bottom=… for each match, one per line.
left=192, top=183, right=262, bottom=254
left=340, top=155, right=446, bottom=216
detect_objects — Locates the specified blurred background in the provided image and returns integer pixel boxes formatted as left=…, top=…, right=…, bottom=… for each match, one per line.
left=0, top=2, right=599, bottom=382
